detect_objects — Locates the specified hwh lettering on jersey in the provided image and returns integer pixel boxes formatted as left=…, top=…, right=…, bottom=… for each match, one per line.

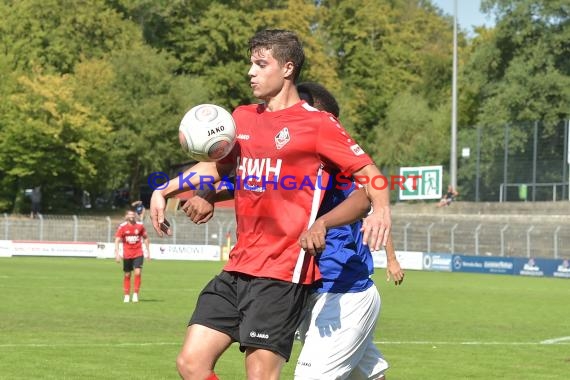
left=125, top=235, right=140, bottom=244
left=237, top=156, right=282, bottom=192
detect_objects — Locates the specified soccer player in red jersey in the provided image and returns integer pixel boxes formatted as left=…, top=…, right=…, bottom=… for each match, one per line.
left=150, top=29, right=392, bottom=380
left=114, top=209, right=150, bottom=303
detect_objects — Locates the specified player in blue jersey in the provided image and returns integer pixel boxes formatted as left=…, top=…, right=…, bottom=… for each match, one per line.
left=294, top=169, right=403, bottom=380
left=181, top=82, right=404, bottom=379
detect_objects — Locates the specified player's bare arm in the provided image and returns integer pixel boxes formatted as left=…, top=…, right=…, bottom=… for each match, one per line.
left=144, top=236, right=151, bottom=260
left=384, top=234, right=404, bottom=285
left=300, top=189, right=370, bottom=256
left=150, top=161, right=232, bottom=236
left=114, top=237, right=122, bottom=263
left=353, top=164, right=392, bottom=250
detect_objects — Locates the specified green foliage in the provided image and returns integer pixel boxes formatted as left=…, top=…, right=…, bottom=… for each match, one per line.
left=0, top=0, right=568, bottom=211
left=72, top=47, right=205, bottom=200
left=458, top=0, right=570, bottom=200
left=0, top=52, right=20, bottom=211
left=0, top=0, right=199, bottom=211
left=318, top=0, right=456, bottom=165
left=0, top=71, right=112, bottom=189
left=0, top=0, right=140, bottom=73
left=257, top=0, right=340, bottom=89
left=378, top=92, right=449, bottom=170
left=467, top=0, right=570, bottom=126
left=142, top=2, right=259, bottom=110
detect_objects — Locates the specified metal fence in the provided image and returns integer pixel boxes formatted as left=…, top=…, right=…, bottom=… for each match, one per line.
left=1, top=211, right=238, bottom=247
left=454, top=120, right=570, bottom=202
left=391, top=218, right=569, bottom=259
left=3, top=211, right=568, bottom=259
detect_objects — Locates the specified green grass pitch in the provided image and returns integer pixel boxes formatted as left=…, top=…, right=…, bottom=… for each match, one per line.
left=0, top=257, right=568, bottom=379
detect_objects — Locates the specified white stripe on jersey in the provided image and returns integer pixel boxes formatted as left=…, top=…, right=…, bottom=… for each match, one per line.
left=292, top=165, right=324, bottom=283
left=301, top=102, right=320, bottom=112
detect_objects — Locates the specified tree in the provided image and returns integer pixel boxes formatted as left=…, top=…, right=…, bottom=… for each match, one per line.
left=319, top=0, right=457, bottom=166
left=457, top=0, right=570, bottom=200
left=119, top=1, right=259, bottom=110
left=0, top=71, right=112, bottom=211
left=0, top=0, right=202, bottom=211
left=0, top=0, right=140, bottom=74
left=72, top=47, right=207, bottom=202
left=466, top=0, right=570, bottom=127
left=376, top=92, right=449, bottom=171
left=0, top=52, right=22, bottom=211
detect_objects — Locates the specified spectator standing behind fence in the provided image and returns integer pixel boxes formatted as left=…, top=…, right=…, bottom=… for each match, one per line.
left=30, top=186, right=41, bottom=219
left=114, top=210, right=150, bottom=303
left=437, top=185, right=459, bottom=207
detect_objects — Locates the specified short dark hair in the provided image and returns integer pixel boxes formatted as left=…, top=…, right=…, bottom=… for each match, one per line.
left=297, top=82, right=340, bottom=118
left=248, top=29, right=305, bottom=81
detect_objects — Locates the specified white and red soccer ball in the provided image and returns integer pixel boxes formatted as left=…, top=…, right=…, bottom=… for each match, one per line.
left=178, top=104, right=237, bottom=162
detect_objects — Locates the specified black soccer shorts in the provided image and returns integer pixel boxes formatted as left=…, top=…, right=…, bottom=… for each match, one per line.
left=123, top=256, right=144, bottom=272
left=189, top=270, right=310, bottom=361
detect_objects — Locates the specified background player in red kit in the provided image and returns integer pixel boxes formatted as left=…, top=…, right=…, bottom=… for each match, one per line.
left=114, top=209, right=150, bottom=303
left=150, top=29, right=392, bottom=380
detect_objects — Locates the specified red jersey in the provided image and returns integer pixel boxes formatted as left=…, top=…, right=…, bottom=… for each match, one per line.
left=115, top=221, right=147, bottom=259
left=221, top=101, right=374, bottom=284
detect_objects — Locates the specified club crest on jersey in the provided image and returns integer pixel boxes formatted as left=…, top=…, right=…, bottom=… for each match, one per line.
left=275, top=127, right=290, bottom=150
left=350, top=144, right=365, bottom=156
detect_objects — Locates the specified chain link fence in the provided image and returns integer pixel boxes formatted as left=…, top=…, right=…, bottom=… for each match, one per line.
left=1, top=211, right=237, bottom=247
left=391, top=218, right=569, bottom=259
left=456, top=120, right=569, bottom=202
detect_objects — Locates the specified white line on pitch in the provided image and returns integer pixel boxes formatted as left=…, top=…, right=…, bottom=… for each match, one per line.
left=374, top=341, right=570, bottom=345
left=2, top=340, right=569, bottom=349
left=540, top=336, right=570, bottom=344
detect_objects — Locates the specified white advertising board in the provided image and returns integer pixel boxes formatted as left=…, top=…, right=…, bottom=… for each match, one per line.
left=0, top=240, right=12, bottom=257
left=11, top=241, right=99, bottom=257
left=149, top=244, right=220, bottom=261
left=6, top=241, right=221, bottom=261
left=371, top=250, right=424, bottom=270
left=96, top=242, right=115, bottom=259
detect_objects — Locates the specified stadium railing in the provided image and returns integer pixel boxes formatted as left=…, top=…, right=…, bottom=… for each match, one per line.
left=2, top=209, right=568, bottom=259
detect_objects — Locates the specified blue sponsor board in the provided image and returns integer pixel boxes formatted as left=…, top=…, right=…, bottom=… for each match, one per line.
left=449, top=255, right=570, bottom=279
left=513, top=257, right=570, bottom=278
left=451, top=255, right=514, bottom=275
left=423, top=253, right=452, bottom=272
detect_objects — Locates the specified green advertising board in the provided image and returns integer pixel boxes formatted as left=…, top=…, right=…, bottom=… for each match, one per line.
left=399, top=165, right=443, bottom=200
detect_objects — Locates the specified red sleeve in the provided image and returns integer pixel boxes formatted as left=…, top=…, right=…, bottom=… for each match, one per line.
left=316, top=113, right=374, bottom=174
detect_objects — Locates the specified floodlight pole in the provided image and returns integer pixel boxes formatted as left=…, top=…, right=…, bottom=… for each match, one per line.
left=450, top=0, right=458, bottom=190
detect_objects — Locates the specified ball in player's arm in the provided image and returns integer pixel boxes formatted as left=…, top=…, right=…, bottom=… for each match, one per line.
left=114, top=210, right=150, bottom=303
